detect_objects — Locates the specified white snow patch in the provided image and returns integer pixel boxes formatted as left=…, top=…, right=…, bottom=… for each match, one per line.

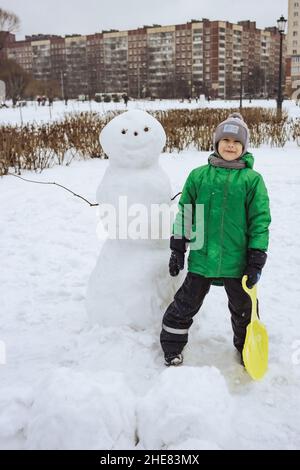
left=25, top=368, right=135, bottom=450
left=137, top=366, right=233, bottom=450
left=1, top=101, right=300, bottom=450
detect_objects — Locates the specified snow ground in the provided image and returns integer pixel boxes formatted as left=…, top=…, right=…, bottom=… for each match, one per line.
left=0, top=101, right=300, bottom=450
left=0, top=97, right=300, bottom=126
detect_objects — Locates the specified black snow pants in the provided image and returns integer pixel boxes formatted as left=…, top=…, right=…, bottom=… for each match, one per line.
left=160, top=272, right=256, bottom=358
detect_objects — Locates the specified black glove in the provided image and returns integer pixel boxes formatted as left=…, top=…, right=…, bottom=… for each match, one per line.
left=169, top=250, right=185, bottom=277
left=244, top=249, right=267, bottom=288
left=168, top=236, right=188, bottom=277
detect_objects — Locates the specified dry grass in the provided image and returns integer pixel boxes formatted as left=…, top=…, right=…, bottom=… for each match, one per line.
left=1, top=108, right=299, bottom=176
left=154, top=108, right=293, bottom=152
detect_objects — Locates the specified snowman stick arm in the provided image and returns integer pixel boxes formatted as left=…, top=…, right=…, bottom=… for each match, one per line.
left=7, top=172, right=99, bottom=207
left=171, top=192, right=182, bottom=201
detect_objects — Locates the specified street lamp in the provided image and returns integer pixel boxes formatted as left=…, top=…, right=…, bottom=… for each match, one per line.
left=263, top=67, right=268, bottom=98
left=239, top=59, right=244, bottom=109
left=60, top=70, right=66, bottom=101
left=277, top=15, right=287, bottom=115
left=137, top=63, right=141, bottom=99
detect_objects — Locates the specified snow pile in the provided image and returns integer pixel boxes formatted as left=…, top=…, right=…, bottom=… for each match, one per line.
left=25, top=368, right=135, bottom=450
left=1, top=99, right=300, bottom=449
left=0, top=387, right=33, bottom=444
left=168, top=438, right=221, bottom=450
left=137, top=366, right=233, bottom=450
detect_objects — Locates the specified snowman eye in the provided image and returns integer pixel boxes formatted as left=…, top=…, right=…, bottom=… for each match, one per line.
left=144, top=127, right=150, bottom=132
left=121, top=129, right=127, bottom=134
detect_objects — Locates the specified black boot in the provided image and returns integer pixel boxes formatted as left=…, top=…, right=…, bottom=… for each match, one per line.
left=164, top=353, right=183, bottom=367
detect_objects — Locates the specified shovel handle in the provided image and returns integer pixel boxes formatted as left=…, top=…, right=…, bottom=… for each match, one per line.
left=242, top=275, right=258, bottom=322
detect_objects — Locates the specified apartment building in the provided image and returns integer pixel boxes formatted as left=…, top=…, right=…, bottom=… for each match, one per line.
left=128, top=28, right=148, bottom=98
left=86, top=33, right=104, bottom=97
left=288, top=0, right=300, bottom=54
left=0, top=31, right=15, bottom=61
left=64, top=35, right=88, bottom=98
left=287, top=0, right=300, bottom=95
left=51, top=36, right=67, bottom=95
left=103, top=31, right=128, bottom=93
left=264, top=27, right=283, bottom=95
left=3, top=19, right=285, bottom=99
left=220, top=22, right=244, bottom=99
left=147, top=25, right=175, bottom=98
left=5, top=39, right=32, bottom=72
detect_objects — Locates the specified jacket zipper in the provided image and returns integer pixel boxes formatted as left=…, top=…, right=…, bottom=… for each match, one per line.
left=204, top=195, right=212, bottom=254
left=205, top=167, right=216, bottom=253
left=217, top=171, right=231, bottom=276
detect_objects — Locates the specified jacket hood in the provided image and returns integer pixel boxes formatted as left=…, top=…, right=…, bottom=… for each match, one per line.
left=241, top=152, right=254, bottom=169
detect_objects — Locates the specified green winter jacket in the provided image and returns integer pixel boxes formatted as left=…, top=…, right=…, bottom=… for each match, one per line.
left=173, top=152, right=271, bottom=279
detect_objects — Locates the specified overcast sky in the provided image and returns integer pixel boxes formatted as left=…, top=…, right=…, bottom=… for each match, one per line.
left=1, top=0, right=289, bottom=39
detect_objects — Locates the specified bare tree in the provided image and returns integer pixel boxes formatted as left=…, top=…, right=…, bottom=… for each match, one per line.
left=244, top=66, right=265, bottom=98
left=0, top=59, right=30, bottom=105
left=24, top=78, right=61, bottom=106
left=36, top=79, right=61, bottom=99
left=0, top=8, right=20, bottom=51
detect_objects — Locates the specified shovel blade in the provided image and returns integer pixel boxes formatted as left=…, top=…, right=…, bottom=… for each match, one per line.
left=242, top=319, right=269, bottom=380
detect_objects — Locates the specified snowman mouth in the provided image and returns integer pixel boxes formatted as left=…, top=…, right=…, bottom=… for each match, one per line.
left=124, top=141, right=147, bottom=151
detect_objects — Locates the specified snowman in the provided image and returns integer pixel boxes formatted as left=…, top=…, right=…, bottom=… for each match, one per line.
left=86, top=110, right=181, bottom=330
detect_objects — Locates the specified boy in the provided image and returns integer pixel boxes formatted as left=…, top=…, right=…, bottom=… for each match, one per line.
left=160, top=113, right=271, bottom=366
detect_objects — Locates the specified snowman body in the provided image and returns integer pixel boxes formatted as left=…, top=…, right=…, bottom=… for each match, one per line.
left=86, top=110, right=181, bottom=329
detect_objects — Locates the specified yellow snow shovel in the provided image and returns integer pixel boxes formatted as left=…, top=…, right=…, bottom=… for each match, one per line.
left=241, top=275, right=268, bottom=380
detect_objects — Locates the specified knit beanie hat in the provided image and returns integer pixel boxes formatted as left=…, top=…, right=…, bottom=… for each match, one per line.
left=213, top=112, right=249, bottom=157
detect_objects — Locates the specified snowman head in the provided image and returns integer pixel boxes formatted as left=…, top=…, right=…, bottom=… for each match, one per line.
left=100, top=110, right=166, bottom=168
